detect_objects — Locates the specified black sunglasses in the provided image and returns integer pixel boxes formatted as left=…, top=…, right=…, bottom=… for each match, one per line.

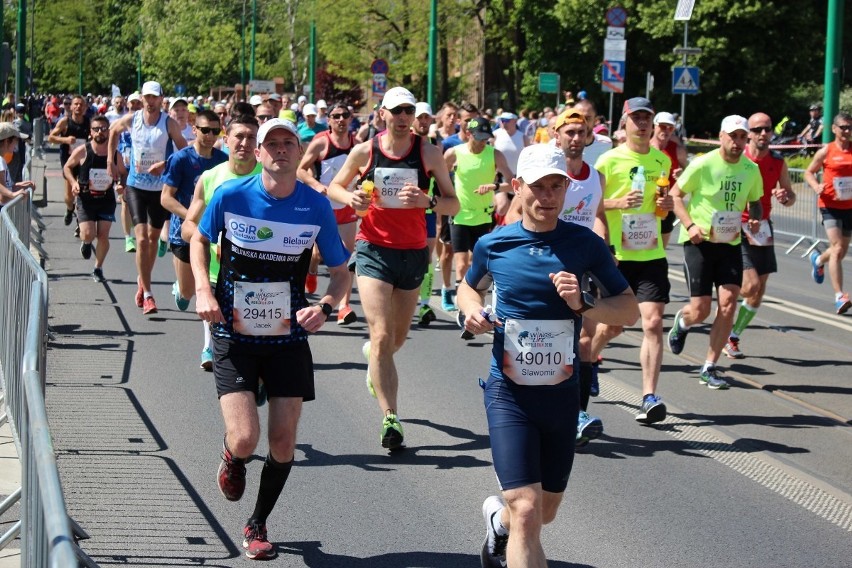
left=196, top=126, right=219, bottom=135
left=330, top=112, right=351, bottom=120
left=835, top=124, right=852, bottom=131
left=256, top=114, right=274, bottom=122
left=90, top=126, right=109, bottom=132
left=389, top=106, right=415, bottom=116
left=749, top=126, right=771, bottom=134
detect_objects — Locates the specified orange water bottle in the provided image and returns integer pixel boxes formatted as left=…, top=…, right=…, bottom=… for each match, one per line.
left=357, top=180, right=374, bottom=217
left=655, top=170, right=669, bottom=218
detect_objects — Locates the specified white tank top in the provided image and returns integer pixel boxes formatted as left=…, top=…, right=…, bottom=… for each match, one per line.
left=559, top=162, right=601, bottom=230
left=493, top=128, right=525, bottom=175
left=127, top=110, right=170, bottom=191
left=585, top=133, right=613, bottom=170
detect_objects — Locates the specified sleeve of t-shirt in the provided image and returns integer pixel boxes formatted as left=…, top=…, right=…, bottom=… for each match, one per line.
left=464, top=236, right=494, bottom=292
left=313, top=198, right=350, bottom=268
left=675, top=158, right=700, bottom=195
left=161, top=151, right=183, bottom=188
left=198, top=188, right=224, bottom=244
left=594, top=151, right=610, bottom=177
left=587, top=233, right=630, bottom=298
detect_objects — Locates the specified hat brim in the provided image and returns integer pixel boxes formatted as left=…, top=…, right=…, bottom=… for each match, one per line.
left=518, top=168, right=568, bottom=184
left=471, top=131, right=492, bottom=141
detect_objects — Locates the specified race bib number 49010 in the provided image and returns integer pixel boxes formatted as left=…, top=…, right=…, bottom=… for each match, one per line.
left=232, top=281, right=291, bottom=336
left=502, top=319, right=575, bottom=386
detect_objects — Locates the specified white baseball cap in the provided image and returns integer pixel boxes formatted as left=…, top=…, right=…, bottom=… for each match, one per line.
left=257, top=118, right=299, bottom=144
left=249, top=94, right=263, bottom=106
left=267, top=93, right=282, bottom=102
left=415, top=102, right=433, bottom=117
left=381, top=87, right=416, bottom=110
left=169, top=97, right=188, bottom=110
left=653, top=111, right=676, bottom=126
left=721, top=115, right=749, bottom=134
left=141, top=81, right=162, bottom=97
left=516, top=144, right=568, bottom=184
left=128, top=93, right=142, bottom=103
left=499, top=111, right=519, bottom=121
left=297, top=95, right=307, bottom=103
left=302, top=103, right=318, bottom=116
left=316, top=99, right=327, bottom=109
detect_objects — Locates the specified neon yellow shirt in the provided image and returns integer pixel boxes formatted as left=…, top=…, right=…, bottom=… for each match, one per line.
left=675, top=150, right=763, bottom=246
left=201, top=161, right=262, bottom=283
left=453, top=144, right=496, bottom=226
left=595, top=145, right=671, bottom=261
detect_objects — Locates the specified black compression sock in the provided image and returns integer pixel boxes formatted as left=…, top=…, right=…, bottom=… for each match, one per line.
left=249, top=454, right=293, bottom=525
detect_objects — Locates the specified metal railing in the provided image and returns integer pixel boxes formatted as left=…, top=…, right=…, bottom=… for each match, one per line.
left=0, top=192, right=81, bottom=567
left=771, top=168, right=825, bottom=257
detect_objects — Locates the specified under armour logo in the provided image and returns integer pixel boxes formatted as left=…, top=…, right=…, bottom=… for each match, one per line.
left=529, top=247, right=544, bottom=256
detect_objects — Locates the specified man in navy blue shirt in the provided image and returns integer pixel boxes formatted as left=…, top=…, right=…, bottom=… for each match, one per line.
left=161, top=109, right=227, bottom=310
left=458, top=144, right=638, bottom=568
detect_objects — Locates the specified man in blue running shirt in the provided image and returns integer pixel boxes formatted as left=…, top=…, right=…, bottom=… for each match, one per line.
left=458, top=144, right=638, bottom=568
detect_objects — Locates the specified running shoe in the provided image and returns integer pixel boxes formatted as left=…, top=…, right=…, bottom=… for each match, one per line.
left=337, top=305, right=356, bottom=325
left=305, top=272, right=318, bottom=294
left=667, top=309, right=689, bottom=355
left=142, top=296, right=158, bottom=315
left=836, top=293, right=851, bottom=315
left=217, top=442, right=246, bottom=501
left=381, top=413, right=404, bottom=450
left=243, top=521, right=276, bottom=560
left=135, top=277, right=144, bottom=308
left=256, top=380, right=267, bottom=407
left=418, top=304, right=436, bottom=326
left=157, top=238, right=168, bottom=258
left=724, top=336, right=744, bottom=359
left=363, top=341, right=377, bottom=398
left=699, top=367, right=730, bottom=390
left=92, top=267, right=105, bottom=283
left=63, top=209, right=74, bottom=226
left=172, top=281, right=190, bottom=311
left=635, top=394, right=667, bottom=424
left=441, top=288, right=457, bottom=311
left=576, top=411, right=603, bottom=448
left=200, top=347, right=213, bottom=371
left=809, top=250, right=824, bottom=284
left=125, top=236, right=136, bottom=253
left=589, top=363, right=600, bottom=397
left=80, top=242, right=93, bottom=260
left=480, top=495, right=508, bottom=568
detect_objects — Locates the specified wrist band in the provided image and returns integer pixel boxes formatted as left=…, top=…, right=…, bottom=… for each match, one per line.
left=686, top=223, right=696, bottom=231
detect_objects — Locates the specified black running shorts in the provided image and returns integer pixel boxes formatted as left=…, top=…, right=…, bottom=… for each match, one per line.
left=212, top=337, right=315, bottom=401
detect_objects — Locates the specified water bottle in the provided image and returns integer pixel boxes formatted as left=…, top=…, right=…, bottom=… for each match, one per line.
left=356, top=179, right=374, bottom=218
left=630, top=165, right=645, bottom=209
left=655, top=170, right=669, bottom=218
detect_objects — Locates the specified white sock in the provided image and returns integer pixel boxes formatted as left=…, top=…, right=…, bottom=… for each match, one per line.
left=836, top=292, right=845, bottom=301
left=143, top=292, right=153, bottom=300
left=491, top=508, right=508, bottom=536
left=203, top=321, right=212, bottom=350
left=702, top=361, right=715, bottom=373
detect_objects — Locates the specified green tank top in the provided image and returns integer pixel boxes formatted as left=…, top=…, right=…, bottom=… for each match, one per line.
left=453, top=144, right=496, bottom=226
left=201, top=161, right=262, bottom=283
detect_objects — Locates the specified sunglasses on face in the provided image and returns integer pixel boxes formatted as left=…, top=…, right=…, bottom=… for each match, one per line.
left=749, top=126, right=772, bottom=134
left=389, top=106, right=415, bottom=116
left=256, top=114, right=274, bottom=122
left=835, top=124, right=852, bottom=131
left=330, top=112, right=351, bottom=120
left=196, top=126, right=220, bottom=135
left=91, top=126, right=109, bottom=132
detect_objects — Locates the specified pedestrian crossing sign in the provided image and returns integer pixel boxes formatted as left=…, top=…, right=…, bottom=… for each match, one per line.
left=672, top=66, right=700, bottom=94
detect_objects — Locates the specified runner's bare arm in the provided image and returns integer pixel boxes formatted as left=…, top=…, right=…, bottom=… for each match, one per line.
left=47, top=117, right=70, bottom=145
left=190, top=231, right=223, bottom=324
left=423, top=142, right=458, bottom=215
left=62, top=144, right=87, bottom=194
left=328, top=141, right=371, bottom=210
left=296, top=137, right=327, bottom=193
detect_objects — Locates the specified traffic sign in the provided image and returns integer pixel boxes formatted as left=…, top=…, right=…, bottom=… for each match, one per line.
left=673, top=47, right=702, bottom=56
left=174, top=84, right=185, bottom=95
left=606, top=6, right=628, bottom=27
left=601, top=60, right=625, bottom=94
left=672, top=66, right=700, bottom=94
left=674, top=0, right=696, bottom=21
left=370, top=59, right=389, bottom=74
left=538, top=72, right=560, bottom=94
left=606, top=26, right=626, bottom=40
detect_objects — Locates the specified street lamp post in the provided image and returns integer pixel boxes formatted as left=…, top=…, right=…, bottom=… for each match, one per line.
left=78, top=25, right=83, bottom=94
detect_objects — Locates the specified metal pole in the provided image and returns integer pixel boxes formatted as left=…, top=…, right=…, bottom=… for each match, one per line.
left=28, top=0, right=34, bottom=95
left=241, top=0, right=246, bottom=98
left=308, top=21, right=316, bottom=103
left=822, top=0, right=843, bottom=143
left=78, top=26, right=83, bottom=94
left=249, top=0, right=256, bottom=81
left=137, top=24, right=142, bottom=90
left=427, top=0, right=437, bottom=108
left=15, top=0, right=26, bottom=102
left=608, top=92, right=614, bottom=133
left=680, top=22, right=687, bottom=130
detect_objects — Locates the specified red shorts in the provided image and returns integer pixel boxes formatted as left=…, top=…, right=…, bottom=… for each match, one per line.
left=335, top=205, right=357, bottom=225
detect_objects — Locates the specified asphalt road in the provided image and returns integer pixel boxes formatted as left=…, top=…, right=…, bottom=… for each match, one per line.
left=33, top=152, right=851, bottom=567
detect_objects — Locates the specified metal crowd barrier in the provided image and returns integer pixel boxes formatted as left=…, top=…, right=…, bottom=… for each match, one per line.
left=0, top=192, right=88, bottom=566
left=770, top=168, right=825, bottom=257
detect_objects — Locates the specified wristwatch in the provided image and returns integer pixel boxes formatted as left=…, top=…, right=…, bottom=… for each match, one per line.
left=428, top=195, right=438, bottom=209
left=572, top=291, right=596, bottom=315
left=318, top=303, right=333, bottom=317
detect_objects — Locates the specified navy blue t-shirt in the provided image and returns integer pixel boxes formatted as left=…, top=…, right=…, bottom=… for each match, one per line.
left=199, top=175, right=349, bottom=345
left=162, top=146, right=227, bottom=245
left=465, top=221, right=628, bottom=383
